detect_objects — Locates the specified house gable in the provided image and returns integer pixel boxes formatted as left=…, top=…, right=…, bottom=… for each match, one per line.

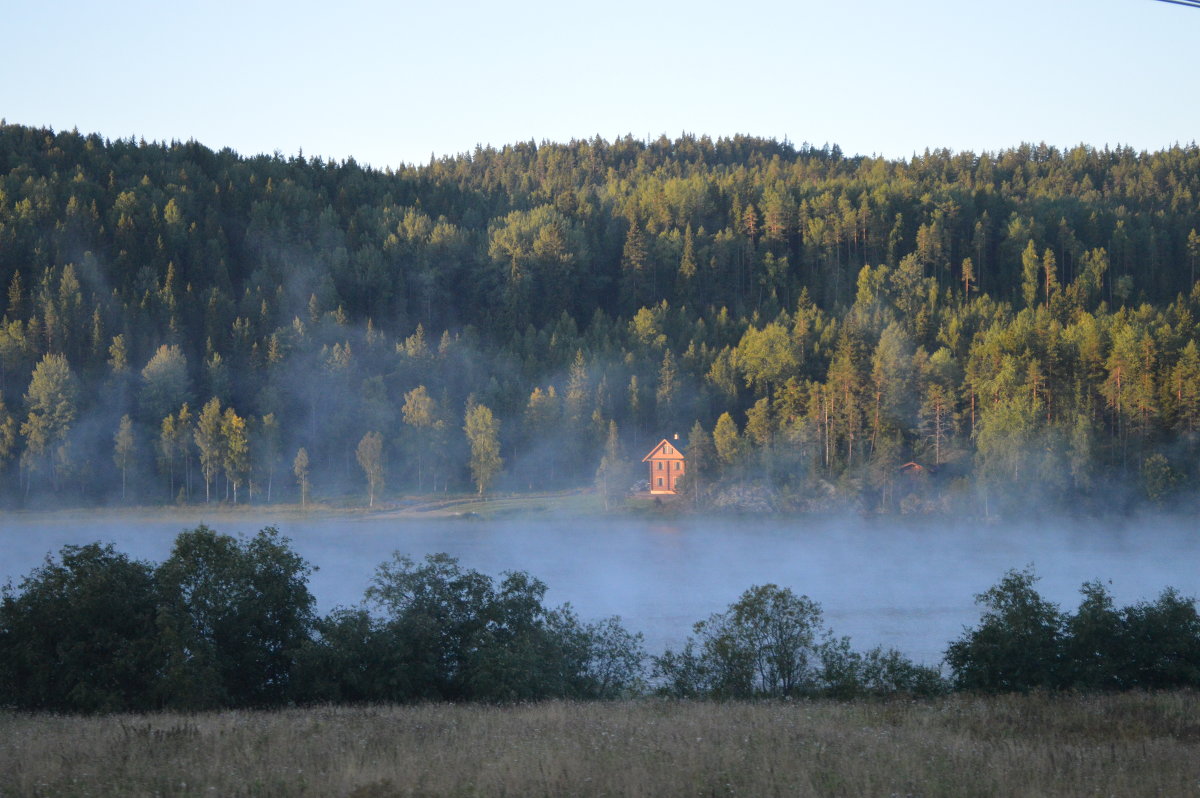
left=642, top=438, right=686, bottom=494
left=642, top=439, right=685, bottom=462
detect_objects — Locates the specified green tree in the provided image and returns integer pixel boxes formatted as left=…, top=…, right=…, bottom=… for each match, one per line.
left=919, top=383, right=954, bottom=466
left=870, top=322, right=917, bottom=441
left=254, top=413, right=281, bottom=502
left=678, top=224, right=697, bottom=281
left=960, top=256, right=975, bottom=299
left=155, top=526, right=316, bottom=708
left=1188, top=228, right=1200, bottom=286
left=654, top=584, right=937, bottom=699
left=945, top=568, right=1064, bottom=692
left=1170, top=340, right=1200, bottom=435
left=733, top=321, right=799, bottom=396
left=293, top=447, right=311, bottom=508
left=676, top=419, right=715, bottom=508
left=139, top=344, right=190, bottom=424
left=594, top=420, right=629, bottom=511
left=655, top=349, right=679, bottom=431
left=464, top=402, right=502, bottom=496
left=620, top=219, right=649, bottom=310
left=356, top=430, right=385, bottom=507
left=0, top=392, right=17, bottom=472
left=20, top=353, right=79, bottom=491
left=221, top=406, right=249, bottom=503
left=1021, top=239, right=1040, bottom=308
left=113, top=414, right=135, bottom=501
left=712, top=411, right=745, bottom=475
left=363, top=552, right=643, bottom=701
left=0, top=543, right=160, bottom=712
left=402, top=385, right=437, bottom=491
left=157, top=411, right=180, bottom=499
left=194, top=397, right=223, bottom=503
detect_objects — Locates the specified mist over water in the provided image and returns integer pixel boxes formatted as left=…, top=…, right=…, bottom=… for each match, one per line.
left=3, top=513, right=1198, bottom=665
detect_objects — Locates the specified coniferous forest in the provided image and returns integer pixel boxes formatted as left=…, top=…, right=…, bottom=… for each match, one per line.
left=4, top=123, right=1200, bottom=513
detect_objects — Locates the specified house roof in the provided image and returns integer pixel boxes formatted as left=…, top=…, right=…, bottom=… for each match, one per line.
left=642, top=438, right=686, bottom=462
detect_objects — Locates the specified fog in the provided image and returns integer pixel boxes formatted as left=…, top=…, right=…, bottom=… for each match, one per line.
left=3, top=512, right=1198, bottom=665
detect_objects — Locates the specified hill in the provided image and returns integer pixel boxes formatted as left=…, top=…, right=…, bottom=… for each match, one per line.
left=2, top=124, right=1200, bottom=512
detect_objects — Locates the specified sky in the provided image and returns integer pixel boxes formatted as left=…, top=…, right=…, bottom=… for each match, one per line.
left=3, top=0, right=1197, bottom=170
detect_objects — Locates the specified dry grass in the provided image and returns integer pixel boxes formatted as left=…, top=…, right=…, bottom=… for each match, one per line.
left=2, top=692, right=1198, bottom=797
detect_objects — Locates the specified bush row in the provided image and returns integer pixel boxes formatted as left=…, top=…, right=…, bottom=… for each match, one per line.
left=2, top=528, right=1198, bottom=712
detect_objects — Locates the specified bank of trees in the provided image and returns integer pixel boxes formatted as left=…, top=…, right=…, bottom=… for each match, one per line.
left=4, top=532, right=1199, bottom=712
left=946, top=568, right=1200, bottom=692
left=5, top=125, right=1200, bottom=510
left=0, top=528, right=646, bottom=711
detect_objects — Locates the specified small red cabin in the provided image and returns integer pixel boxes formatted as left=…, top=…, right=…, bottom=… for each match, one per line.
left=643, top=438, right=686, bottom=494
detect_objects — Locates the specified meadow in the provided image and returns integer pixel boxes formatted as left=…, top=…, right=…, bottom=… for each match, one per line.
left=2, top=692, right=1198, bottom=797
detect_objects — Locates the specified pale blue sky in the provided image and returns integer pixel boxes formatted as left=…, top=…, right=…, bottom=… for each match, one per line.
left=3, top=0, right=1196, bottom=169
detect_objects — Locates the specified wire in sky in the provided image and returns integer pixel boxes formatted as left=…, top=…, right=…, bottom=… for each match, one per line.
left=1152, top=0, right=1200, bottom=8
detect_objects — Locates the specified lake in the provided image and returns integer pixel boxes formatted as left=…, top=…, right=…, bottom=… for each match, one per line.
left=2, top=511, right=1198, bottom=666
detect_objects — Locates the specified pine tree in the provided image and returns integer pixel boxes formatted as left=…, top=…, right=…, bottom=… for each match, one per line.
left=594, top=420, right=627, bottom=511
left=1021, top=239, right=1041, bottom=308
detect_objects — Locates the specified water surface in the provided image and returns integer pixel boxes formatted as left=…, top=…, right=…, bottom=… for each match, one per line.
left=3, top=512, right=1197, bottom=665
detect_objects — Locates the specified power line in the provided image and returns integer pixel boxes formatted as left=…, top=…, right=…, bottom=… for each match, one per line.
left=1152, top=0, right=1200, bottom=8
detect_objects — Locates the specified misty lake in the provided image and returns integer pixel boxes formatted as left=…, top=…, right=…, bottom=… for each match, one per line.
left=3, top=512, right=1199, bottom=666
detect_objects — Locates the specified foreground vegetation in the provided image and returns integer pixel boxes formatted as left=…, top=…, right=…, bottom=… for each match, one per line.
left=3, top=693, right=1198, bottom=797
left=4, top=525, right=1200, bottom=713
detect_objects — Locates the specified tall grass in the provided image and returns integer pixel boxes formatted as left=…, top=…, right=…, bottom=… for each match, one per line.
left=2, top=692, right=1198, bottom=796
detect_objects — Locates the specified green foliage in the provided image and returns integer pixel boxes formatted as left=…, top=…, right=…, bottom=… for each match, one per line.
left=464, top=402, right=502, bottom=496
left=20, top=353, right=78, bottom=485
left=0, top=544, right=159, bottom=711
left=360, top=553, right=645, bottom=702
left=654, top=584, right=942, bottom=699
left=356, top=430, right=385, bottom=507
left=194, top=397, right=222, bottom=502
left=293, top=447, right=311, bottom=507
left=113, top=414, right=135, bottom=500
left=945, top=568, right=1064, bottom=692
left=947, top=568, right=1200, bottom=693
left=4, top=126, right=1200, bottom=508
left=139, top=344, right=190, bottom=424
left=155, top=526, right=316, bottom=709
left=595, top=420, right=631, bottom=510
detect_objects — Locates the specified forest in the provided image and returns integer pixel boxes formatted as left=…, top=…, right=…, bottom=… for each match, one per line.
left=3, top=122, right=1200, bottom=513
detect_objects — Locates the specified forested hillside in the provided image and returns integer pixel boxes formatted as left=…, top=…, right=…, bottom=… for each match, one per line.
left=3, top=122, right=1200, bottom=512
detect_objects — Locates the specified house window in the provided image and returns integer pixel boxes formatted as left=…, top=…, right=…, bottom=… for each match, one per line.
left=657, top=461, right=663, bottom=470
left=657, top=477, right=663, bottom=486
left=675, top=462, right=681, bottom=470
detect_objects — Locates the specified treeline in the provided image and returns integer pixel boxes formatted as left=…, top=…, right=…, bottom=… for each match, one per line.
left=5, top=124, right=1200, bottom=511
left=3, top=528, right=1199, bottom=712
left=0, top=527, right=646, bottom=711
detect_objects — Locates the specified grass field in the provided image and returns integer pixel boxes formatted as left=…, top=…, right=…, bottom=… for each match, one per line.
left=2, top=692, right=1198, bottom=797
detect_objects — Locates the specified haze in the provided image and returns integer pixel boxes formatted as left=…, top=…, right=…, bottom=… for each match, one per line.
left=4, top=513, right=1197, bottom=665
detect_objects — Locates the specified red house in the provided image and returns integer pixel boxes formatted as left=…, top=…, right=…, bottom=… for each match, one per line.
left=642, top=437, right=686, bottom=494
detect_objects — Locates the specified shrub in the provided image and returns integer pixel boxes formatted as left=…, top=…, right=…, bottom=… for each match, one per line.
left=947, top=569, right=1200, bottom=693
left=654, top=584, right=943, bottom=698
left=0, top=543, right=160, bottom=711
